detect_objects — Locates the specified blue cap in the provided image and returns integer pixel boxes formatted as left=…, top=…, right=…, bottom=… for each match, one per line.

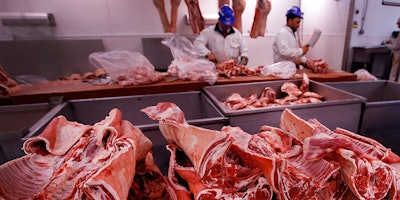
left=219, top=5, right=235, bottom=26
left=286, top=6, right=303, bottom=19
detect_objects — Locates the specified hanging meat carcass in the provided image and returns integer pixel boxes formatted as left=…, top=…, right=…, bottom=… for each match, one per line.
left=153, top=0, right=217, bottom=34
left=232, top=0, right=246, bottom=33
left=219, top=0, right=270, bottom=36
left=185, top=0, right=205, bottom=34
left=153, top=0, right=181, bottom=33
left=250, top=0, right=271, bottom=38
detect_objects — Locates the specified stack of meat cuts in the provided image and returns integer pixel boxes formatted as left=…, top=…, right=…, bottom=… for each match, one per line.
left=223, top=73, right=324, bottom=110
left=216, top=59, right=263, bottom=77
left=0, top=109, right=173, bottom=199
left=142, top=102, right=400, bottom=200
left=306, top=58, right=329, bottom=74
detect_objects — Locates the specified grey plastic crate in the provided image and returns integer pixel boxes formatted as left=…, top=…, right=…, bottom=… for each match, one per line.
left=43, top=91, right=227, bottom=174
left=203, top=79, right=366, bottom=135
left=324, top=80, right=400, bottom=154
left=0, top=103, right=65, bottom=164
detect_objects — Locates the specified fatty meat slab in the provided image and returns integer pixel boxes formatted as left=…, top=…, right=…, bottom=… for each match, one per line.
left=142, top=102, right=339, bottom=199
left=280, top=109, right=400, bottom=200
left=221, top=125, right=342, bottom=200
left=143, top=102, right=400, bottom=200
left=0, top=109, right=173, bottom=200
left=142, top=102, right=274, bottom=199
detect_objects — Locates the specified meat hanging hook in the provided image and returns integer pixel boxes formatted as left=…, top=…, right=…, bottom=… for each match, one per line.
left=358, top=0, right=368, bottom=35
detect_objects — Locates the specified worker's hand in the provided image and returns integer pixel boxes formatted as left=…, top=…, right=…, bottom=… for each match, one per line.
left=238, top=56, right=249, bottom=66
left=302, top=45, right=310, bottom=55
left=206, top=53, right=217, bottom=63
left=294, top=57, right=302, bottom=66
left=384, top=40, right=392, bottom=45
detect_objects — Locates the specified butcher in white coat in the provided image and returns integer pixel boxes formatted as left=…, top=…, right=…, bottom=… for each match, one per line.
left=273, top=5, right=309, bottom=67
left=193, top=4, right=249, bottom=65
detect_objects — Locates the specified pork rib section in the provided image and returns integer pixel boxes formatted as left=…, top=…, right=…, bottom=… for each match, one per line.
left=0, top=108, right=155, bottom=200
left=281, top=109, right=400, bottom=200
left=142, top=102, right=274, bottom=199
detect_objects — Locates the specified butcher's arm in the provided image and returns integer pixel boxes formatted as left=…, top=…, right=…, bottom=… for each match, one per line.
left=193, top=30, right=211, bottom=57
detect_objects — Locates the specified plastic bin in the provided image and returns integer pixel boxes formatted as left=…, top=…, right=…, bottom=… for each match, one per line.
left=203, top=79, right=366, bottom=134
left=324, top=80, right=400, bottom=154
left=46, top=91, right=228, bottom=174
left=0, top=103, right=65, bottom=164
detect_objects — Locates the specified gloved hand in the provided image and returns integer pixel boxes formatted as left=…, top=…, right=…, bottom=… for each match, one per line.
left=205, top=53, right=217, bottom=63
left=238, top=56, right=249, bottom=66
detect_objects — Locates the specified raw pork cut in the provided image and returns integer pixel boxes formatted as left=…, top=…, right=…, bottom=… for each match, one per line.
left=0, top=109, right=156, bottom=200
left=306, top=58, right=329, bottom=74
left=280, top=109, right=400, bottom=200
left=232, top=0, right=246, bottom=33
left=142, top=102, right=274, bottom=199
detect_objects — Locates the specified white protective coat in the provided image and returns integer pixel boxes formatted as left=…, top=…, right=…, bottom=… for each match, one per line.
left=193, top=24, right=249, bottom=63
left=273, top=25, right=306, bottom=64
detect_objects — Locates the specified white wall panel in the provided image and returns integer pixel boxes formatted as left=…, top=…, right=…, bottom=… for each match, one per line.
left=1, top=0, right=396, bottom=70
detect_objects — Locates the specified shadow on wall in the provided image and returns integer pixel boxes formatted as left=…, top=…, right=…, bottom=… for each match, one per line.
left=0, top=39, right=104, bottom=80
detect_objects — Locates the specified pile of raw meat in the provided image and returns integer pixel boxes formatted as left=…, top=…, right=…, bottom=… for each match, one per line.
left=216, top=59, right=263, bottom=78
left=2, top=101, right=400, bottom=199
left=0, top=109, right=172, bottom=199
left=142, top=102, right=400, bottom=200
left=307, top=58, right=329, bottom=74
left=223, top=73, right=324, bottom=110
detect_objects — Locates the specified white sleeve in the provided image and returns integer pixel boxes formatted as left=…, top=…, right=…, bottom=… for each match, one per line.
left=275, top=32, right=303, bottom=58
left=239, top=35, right=249, bottom=58
left=193, top=28, right=211, bottom=56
